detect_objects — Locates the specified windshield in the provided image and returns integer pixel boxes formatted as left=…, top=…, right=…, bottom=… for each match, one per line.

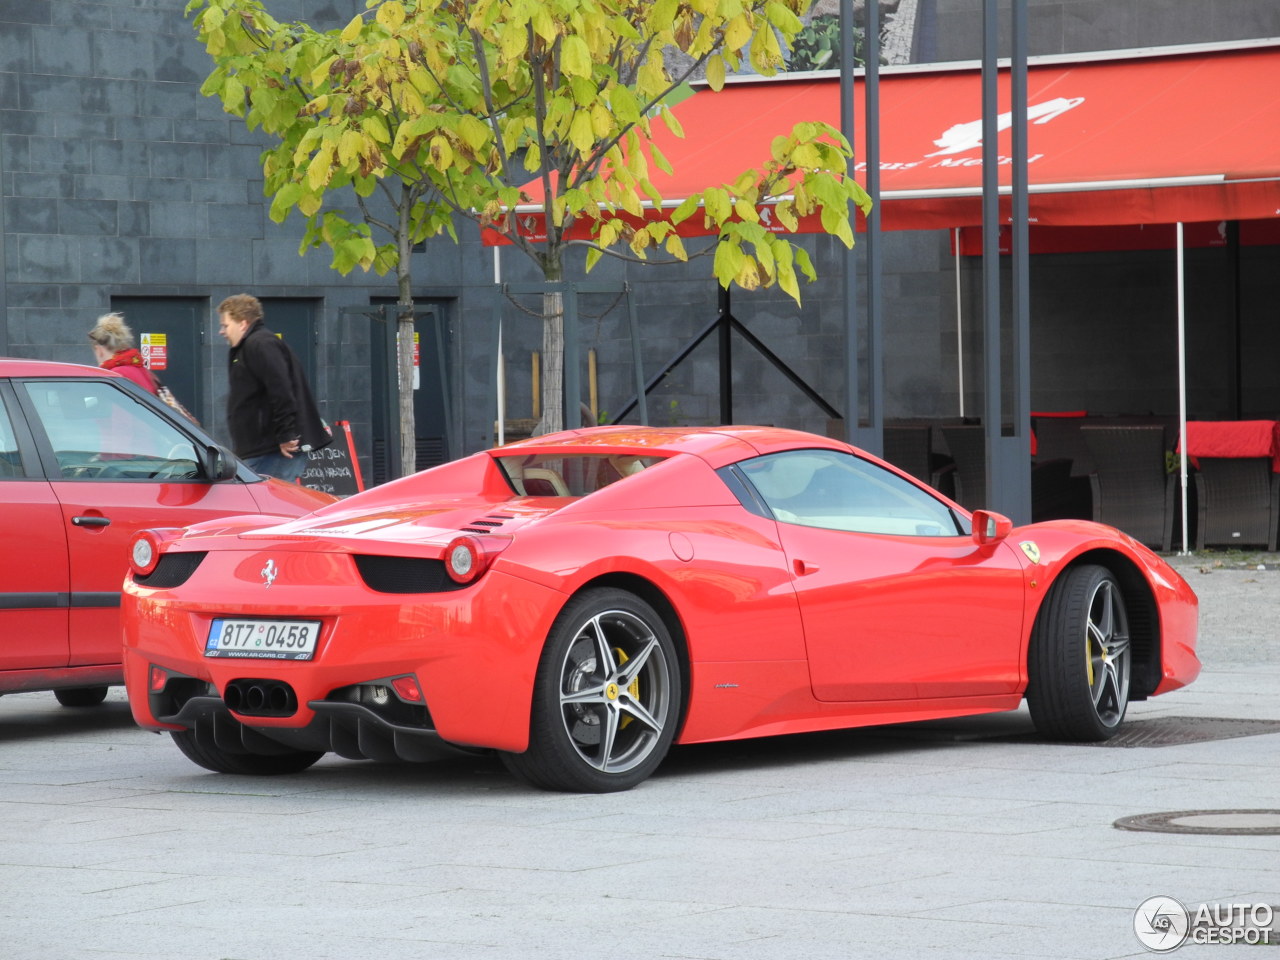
left=495, top=453, right=665, bottom=497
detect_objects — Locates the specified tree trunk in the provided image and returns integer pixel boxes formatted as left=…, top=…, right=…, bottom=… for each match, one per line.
left=396, top=186, right=417, bottom=477
left=535, top=288, right=564, bottom=435
left=397, top=311, right=416, bottom=476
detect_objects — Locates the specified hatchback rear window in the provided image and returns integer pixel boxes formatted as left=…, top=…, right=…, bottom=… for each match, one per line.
left=495, top=453, right=665, bottom=497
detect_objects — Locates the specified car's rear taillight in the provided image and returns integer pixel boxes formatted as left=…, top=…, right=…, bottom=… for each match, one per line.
left=443, top=535, right=508, bottom=584
left=130, top=528, right=184, bottom=578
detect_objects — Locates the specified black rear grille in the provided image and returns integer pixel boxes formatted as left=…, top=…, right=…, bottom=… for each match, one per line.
left=134, top=551, right=207, bottom=588
left=353, top=555, right=467, bottom=594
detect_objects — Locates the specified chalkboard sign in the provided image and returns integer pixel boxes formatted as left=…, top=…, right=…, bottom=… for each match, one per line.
left=300, top=420, right=364, bottom=497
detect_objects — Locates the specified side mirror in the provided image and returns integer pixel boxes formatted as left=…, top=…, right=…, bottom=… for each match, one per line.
left=203, top=445, right=237, bottom=482
left=971, top=509, right=1013, bottom=545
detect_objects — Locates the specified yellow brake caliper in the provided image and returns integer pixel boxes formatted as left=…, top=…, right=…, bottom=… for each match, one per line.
left=614, top=647, right=640, bottom=728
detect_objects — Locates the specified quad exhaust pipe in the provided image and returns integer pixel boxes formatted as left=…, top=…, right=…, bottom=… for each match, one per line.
left=223, top=679, right=297, bottom=717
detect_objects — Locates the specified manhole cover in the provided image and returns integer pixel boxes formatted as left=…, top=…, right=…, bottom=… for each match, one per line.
left=1097, top=716, right=1280, bottom=747
left=1115, top=809, right=1280, bottom=835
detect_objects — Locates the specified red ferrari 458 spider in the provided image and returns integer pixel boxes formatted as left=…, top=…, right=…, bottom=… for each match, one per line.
left=121, top=425, right=1199, bottom=792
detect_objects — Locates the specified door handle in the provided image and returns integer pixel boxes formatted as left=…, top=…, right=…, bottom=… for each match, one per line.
left=72, top=516, right=111, bottom=528
left=792, top=558, right=820, bottom=576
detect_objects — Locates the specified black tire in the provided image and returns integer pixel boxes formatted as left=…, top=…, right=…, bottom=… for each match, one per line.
left=501, top=587, right=682, bottom=792
left=1026, top=563, right=1132, bottom=741
left=54, top=686, right=109, bottom=707
left=170, top=728, right=324, bottom=776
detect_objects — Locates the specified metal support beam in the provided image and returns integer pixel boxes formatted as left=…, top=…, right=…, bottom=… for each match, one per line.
left=1004, top=0, right=1033, bottom=524
left=840, top=0, right=860, bottom=445
left=980, top=0, right=1032, bottom=523
left=718, top=286, right=733, bottom=424
left=857, top=0, right=884, bottom=457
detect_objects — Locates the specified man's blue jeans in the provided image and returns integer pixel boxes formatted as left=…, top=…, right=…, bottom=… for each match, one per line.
left=244, top=450, right=307, bottom=483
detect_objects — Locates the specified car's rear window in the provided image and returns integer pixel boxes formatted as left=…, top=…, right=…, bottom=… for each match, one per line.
left=495, top=453, right=665, bottom=497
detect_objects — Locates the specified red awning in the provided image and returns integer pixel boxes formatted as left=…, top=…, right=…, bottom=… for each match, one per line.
left=489, top=41, right=1280, bottom=243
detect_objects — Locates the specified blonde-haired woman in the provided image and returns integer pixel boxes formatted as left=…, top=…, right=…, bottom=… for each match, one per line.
left=88, top=312, right=158, bottom=395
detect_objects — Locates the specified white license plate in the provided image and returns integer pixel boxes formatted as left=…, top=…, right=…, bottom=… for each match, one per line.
left=205, top=619, right=320, bottom=660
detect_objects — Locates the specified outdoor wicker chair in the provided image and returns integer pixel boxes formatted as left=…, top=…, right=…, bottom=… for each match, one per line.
left=1081, top=424, right=1175, bottom=551
left=1194, top=457, right=1280, bottom=551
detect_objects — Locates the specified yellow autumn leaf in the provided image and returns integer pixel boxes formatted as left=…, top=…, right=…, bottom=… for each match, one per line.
left=398, top=83, right=425, bottom=115
left=376, top=1, right=406, bottom=31
left=705, top=55, right=726, bottom=91
left=530, top=4, right=556, bottom=43
left=561, top=35, right=591, bottom=78
left=724, top=14, right=752, bottom=52
left=339, top=14, right=363, bottom=44
left=306, top=149, right=332, bottom=190
left=590, top=103, right=614, bottom=138
left=498, top=21, right=527, bottom=59
left=568, top=110, right=595, bottom=156
left=362, top=114, right=390, bottom=143
left=297, top=191, right=322, bottom=217
left=338, top=129, right=363, bottom=166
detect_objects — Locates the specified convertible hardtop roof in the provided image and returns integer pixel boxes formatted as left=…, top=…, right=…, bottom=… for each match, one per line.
left=494, top=424, right=853, bottom=470
left=0, top=357, right=116, bottom=378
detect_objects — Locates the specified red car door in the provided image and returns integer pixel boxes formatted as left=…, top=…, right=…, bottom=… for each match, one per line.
left=735, top=448, right=1027, bottom=702
left=0, top=387, right=70, bottom=671
left=775, top=523, right=1026, bottom=701
left=18, top=377, right=272, bottom=667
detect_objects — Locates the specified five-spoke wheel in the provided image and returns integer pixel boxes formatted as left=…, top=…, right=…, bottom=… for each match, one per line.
left=502, top=587, right=682, bottom=792
left=1027, top=563, right=1132, bottom=740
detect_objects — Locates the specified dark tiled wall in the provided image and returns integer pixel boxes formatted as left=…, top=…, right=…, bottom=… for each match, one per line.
left=3, top=0, right=1280, bottom=481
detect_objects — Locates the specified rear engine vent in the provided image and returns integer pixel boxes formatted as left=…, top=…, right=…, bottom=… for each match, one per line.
left=459, top=514, right=513, bottom=534
left=353, top=555, right=468, bottom=594
left=134, top=551, right=207, bottom=589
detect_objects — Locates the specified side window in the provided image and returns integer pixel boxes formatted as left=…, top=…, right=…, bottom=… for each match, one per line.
left=21, top=380, right=199, bottom=481
left=0, top=395, right=21, bottom=478
left=737, top=448, right=963, bottom=537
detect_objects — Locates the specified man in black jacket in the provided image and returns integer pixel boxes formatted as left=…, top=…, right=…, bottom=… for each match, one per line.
left=217, top=294, right=330, bottom=482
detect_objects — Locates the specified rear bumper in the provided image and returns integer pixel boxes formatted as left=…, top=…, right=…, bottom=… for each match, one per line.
left=123, top=564, right=568, bottom=753
left=158, top=694, right=481, bottom=763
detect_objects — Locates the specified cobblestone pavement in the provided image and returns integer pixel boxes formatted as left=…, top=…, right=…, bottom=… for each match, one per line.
left=2, top=554, right=1277, bottom=960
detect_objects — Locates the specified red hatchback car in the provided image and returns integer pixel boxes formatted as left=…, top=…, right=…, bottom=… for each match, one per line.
left=0, top=358, right=333, bottom=707
left=121, top=425, right=1200, bottom=792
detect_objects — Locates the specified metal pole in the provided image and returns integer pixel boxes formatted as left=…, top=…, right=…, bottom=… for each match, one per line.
left=718, top=285, right=733, bottom=424
left=862, top=0, right=883, bottom=456
left=1006, top=0, right=1032, bottom=523
left=1177, top=222, right=1190, bottom=555
left=954, top=227, right=965, bottom=418
left=981, top=0, right=1000, bottom=507
left=494, top=249, right=504, bottom=446
left=840, top=0, right=859, bottom=443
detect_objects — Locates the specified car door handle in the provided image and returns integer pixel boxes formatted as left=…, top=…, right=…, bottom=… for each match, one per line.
left=72, top=516, right=112, bottom=528
left=793, top=558, right=820, bottom=576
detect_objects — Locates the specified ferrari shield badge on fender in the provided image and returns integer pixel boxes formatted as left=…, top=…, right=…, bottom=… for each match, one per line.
left=261, top=558, right=278, bottom=588
left=1019, top=541, right=1042, bottom=564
